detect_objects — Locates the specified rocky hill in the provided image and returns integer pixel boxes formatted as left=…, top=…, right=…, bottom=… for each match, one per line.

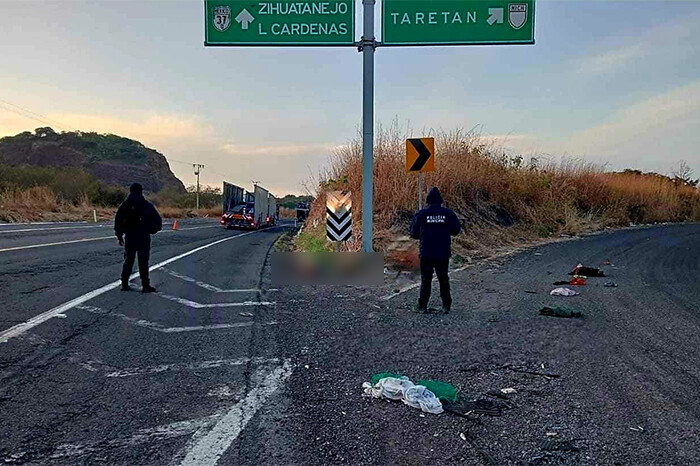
left=0, top=127, right=185, bottom=193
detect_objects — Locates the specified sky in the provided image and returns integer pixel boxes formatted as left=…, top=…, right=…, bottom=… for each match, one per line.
left=0, top=0, right=699, bottom=195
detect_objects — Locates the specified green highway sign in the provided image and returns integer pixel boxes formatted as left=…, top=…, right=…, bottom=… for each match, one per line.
left=382, top=0, right=535, bottom=46
left=205, top=0, right=355, bottom=46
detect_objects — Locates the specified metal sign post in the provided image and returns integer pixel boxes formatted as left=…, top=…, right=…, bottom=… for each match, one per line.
left=418, top=172, right=423, bottom=210
left=204, top=0, right=535, bottom=253
left=361, top=0, right=375, bottom=252
left=407, top=137, right=435, bottom=211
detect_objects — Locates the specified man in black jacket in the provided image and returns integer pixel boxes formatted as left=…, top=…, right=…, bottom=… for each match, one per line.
left=114, top=183, right=162, bottom=292
left=410, top=187, right=461, bottom=313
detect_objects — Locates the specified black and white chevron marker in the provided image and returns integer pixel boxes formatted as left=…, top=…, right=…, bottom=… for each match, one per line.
left=326, top=191, right=352, bottom=242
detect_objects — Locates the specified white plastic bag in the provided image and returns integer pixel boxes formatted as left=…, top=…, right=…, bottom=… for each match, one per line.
left=362, top=377, right=443, bottom=415
left=362, top=377, right=414, bottom=400
left=403, top=385, right=444, bottom=414
left=550, top=287, right=579, bottom=297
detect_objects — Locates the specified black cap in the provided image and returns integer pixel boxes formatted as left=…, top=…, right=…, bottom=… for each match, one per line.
left=129, top=183, right=143, bottom=194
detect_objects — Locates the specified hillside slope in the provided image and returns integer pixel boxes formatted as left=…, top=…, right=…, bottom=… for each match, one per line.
left=0, top=127, right=185, bottom=193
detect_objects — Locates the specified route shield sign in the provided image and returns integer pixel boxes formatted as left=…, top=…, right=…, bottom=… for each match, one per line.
left=205, top=0, right=355, bottom=46
left=382, top=0, right=535, bottom=46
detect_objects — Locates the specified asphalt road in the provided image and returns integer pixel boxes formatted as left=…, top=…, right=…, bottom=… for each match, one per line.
left=0, top=219, right=290, bottom=465
left=1, top=222, right=699, bottom=465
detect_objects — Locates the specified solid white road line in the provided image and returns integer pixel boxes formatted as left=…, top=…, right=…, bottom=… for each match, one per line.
left=0, top=235, right=115, bottom=253
left=76, top=305, right=277, bottom=333
left=178, top=360, right=293, bottom=466
left=156, top=293, right=275, bottom=308
left=0, top=229, right=278, bottom=343
left=0, top=226, right=220, bottom=254
left=105, top=357, right=279, bottom=378
left=0, top=225, right=107, bottom=234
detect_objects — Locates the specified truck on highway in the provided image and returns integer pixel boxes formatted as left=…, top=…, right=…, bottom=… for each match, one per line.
left=220, top=182, right=277, bottom=229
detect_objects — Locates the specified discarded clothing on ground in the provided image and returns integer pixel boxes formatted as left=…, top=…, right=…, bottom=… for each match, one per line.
left=539, top=306, right=582, bottom=318
left=370, top=371, right=404, bottom=385
left=569, top=276, right=586, bottom=286
left=604, top=282, right=619, bottom=288
left=415, top=379, right=459, bottom=402
left=403, top=385, right=443, bottom=414
left=550, top=287, right=579, bottom=297
left=443, top=397, right=502, bottom=416
left=569, top=264, right=605, bottom=277
left=362, top=376, right=443, bottom=414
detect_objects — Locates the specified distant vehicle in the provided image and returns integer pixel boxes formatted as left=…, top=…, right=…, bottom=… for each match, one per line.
left=221, top=182, right=277, bottom=229
left=296, top=202, right=310, bottom=223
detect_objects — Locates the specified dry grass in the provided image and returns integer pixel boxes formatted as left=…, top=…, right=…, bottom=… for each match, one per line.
left=304, top=125, right=700, bottom=255
left=0, top=187, right=223, bottom=223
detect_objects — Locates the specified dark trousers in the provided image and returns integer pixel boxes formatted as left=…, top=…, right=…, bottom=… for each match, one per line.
left=121, top=234, right=151, bottom=286
left=419, top=257, right=451, bottom=309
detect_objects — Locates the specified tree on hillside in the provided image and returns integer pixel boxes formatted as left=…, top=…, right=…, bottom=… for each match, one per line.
left=672, top=160, right=699, bottom=187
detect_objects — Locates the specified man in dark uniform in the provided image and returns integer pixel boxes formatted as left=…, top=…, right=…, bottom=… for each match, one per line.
left=410, top=187, right=461, bottom=313
left=114, top=183, right=162, bottom=292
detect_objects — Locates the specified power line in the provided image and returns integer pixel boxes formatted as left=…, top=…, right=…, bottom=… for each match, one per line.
left=0, top=99, right=74, bottom=131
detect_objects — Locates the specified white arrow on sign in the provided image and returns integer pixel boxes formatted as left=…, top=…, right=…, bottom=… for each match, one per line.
left=487, top=8, right=504, bottom=25
left=235, top=9, right=255, bottom=30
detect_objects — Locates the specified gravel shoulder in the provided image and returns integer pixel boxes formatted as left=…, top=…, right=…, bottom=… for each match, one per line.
left=253, top=223, right=700, bottom=465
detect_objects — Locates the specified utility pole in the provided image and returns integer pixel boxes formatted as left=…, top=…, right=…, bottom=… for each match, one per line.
left=360, top=0, right=376, bottom=253
left=193, top=164, right=204, bottom=210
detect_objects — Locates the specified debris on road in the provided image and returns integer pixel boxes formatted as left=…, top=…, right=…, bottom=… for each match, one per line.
left=569, top=264, right=605, bottom=277
left=553, top=280, right=570, bottom=285
left=500, top=387, right=517, bottom=394
left=239, top=312, right=254, bottom=317
left=444, top=397, right=502, bottom=416
left=506, top=366, right=561, bottom=378
left=604, top=282, right=619, bottom=287
left=569, top=276, right=587, bottom=286
left=403, top=385, right=444, bottom=414
left=362, top=376, right=444, bottom=414
left=416, top=379, right=459, bottom=402
left=539, top=306, right=582, bottom=318
left=550, top=287, right=579, bottom=297
left=525, top=290, right=537, bottom=294
left=540, top=438, right=580, bottom=452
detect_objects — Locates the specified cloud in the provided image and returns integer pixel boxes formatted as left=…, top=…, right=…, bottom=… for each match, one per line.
left=222, top=142, right=341, bottom=159
left=572, top=13, right=697, bottom=75
left=0, top=110, right=214, bottom=149
left=575, top=43, right=644, bottom=74
left=566, top=79, right=700, bottom=153
left=489, top=80, right=700, bottom=174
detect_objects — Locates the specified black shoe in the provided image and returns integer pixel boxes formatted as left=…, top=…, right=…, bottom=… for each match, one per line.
left=142, top=285, right=156, bottom=293
left=416, top=304, right=429, bottom=313
left=441, top=306, right=451, bottom=315
left=121, top=283, right=131, bottom=291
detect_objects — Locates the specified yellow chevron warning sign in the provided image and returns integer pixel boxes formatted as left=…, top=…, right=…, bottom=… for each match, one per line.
left=406, top=137, right=435, bottom=172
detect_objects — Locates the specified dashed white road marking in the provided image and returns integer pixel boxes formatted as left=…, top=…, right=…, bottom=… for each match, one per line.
left=46, top=415, right=222, bottom=460
left=178, top=360, right=293, bottom=466
left=379, top=264, right=471, bottom=301
left=156, top=293, right=275, bottom=308
left=158, top=267, right=260, bottom=293
left=105, top=357, right=279, bottom=378
left=0, top=228, right=280, bottom=343
left=76, top=305, right=278, bottom=333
